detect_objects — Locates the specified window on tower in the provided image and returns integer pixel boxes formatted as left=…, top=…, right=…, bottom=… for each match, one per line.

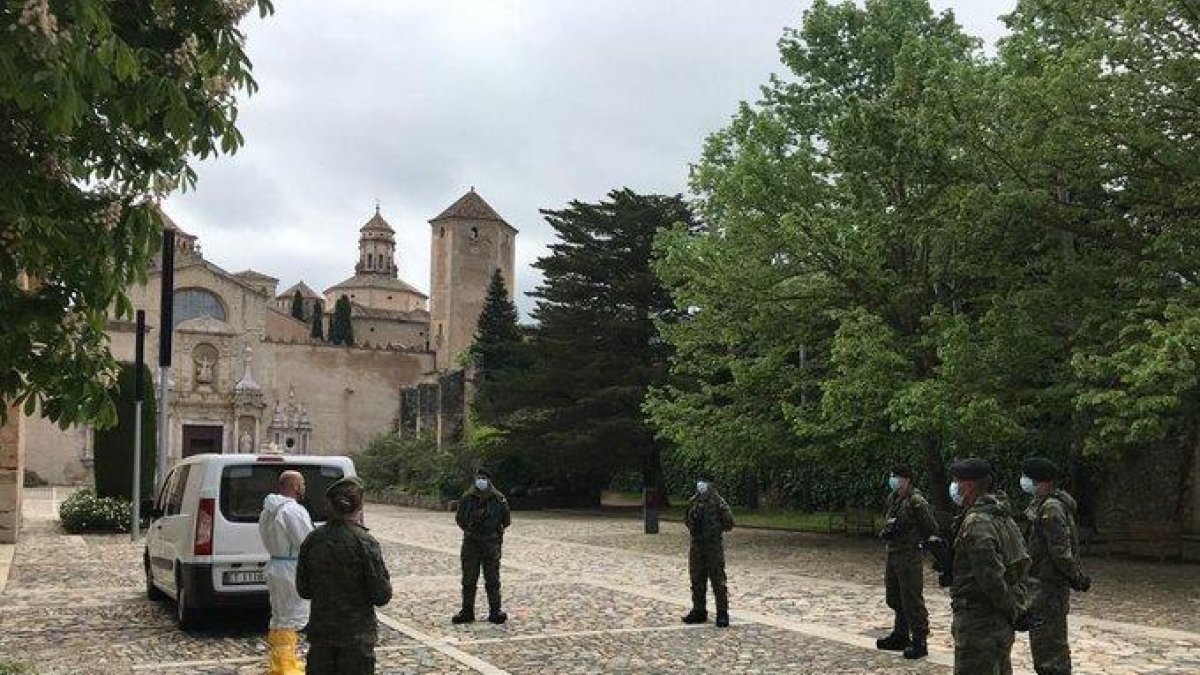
left=470, top=227, right=479, bottom=240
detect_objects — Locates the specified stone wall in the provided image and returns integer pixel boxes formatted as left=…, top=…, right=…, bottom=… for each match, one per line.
left=1092, top=441, right=1197, bottom=533
left=259, top=341, right=435, bottom=455
left=22, top=414, right=90, bottom=486
left=0, top=403, right=25, bottom=544
left=399, top=369, right=469, bottom=449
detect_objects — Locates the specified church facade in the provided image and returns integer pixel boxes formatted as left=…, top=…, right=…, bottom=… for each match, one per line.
left=22, top=189, right=517, bottom=485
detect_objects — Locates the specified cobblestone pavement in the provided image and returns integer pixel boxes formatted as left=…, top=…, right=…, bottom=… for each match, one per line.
left=1, top=489, right=1198, bottom=674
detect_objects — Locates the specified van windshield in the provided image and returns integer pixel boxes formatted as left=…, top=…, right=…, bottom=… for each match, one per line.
left=219, top=464, right=346, bottom=523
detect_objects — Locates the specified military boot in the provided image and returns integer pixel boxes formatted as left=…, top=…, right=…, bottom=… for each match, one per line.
left=486, top=588, right=507, bottom=624
left=875, top=612, right=910, bottom=651
left=903, top=633, right=927, bottom=659
left=452, top=587, right=476, bottom=624
left=714, top=584, right=730, bottom=628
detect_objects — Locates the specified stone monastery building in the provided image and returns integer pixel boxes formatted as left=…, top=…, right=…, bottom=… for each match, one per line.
left=23, top=189, right=517, bottom=485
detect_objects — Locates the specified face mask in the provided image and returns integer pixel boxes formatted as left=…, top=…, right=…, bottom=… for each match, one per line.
left=474, top=478, right=489, bottom=491
left=696, top=481, right=709, bottom=495
left=949, top=481, right=963, bottom=506
left=887, top=476, right=902, bottom=492
left=1020, top=476, right=1036, bottom=495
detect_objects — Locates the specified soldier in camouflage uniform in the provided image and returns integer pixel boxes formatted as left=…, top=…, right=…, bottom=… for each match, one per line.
left=682, top=473, right=735, bottom=628
left=876, top=465, right=940, bottom=659
left=1020, top=457, right=1091, bottom=675
left=948, top=458, right=1033, bottom=675
left=296, top=477, right=393, bottom=675
left=453, top=468, right=512, bottom=625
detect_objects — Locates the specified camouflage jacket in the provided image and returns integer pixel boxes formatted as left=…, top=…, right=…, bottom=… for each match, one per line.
left=883, top=488, right=939, bottom=555
left=685, top=490, right=734, bottom=544
left=296, top=517, right=392, bottom=643
left=456, top=487, right=511, bottom=542
left=1023, top=489, right=1082, bottom=587
left=950, top=493, right=1030, bottom=622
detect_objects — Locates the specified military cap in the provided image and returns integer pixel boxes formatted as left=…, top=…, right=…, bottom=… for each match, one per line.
left=1021, top=457, right=1060, bottom=482
left=475, top=467, right=493, bottom=479
left=890, top=464, right=914, bottom=479
left=697, top=470, right=716, bottom=482
left=949, top=458, right=991, bottom=480
left=326, top=475, right=364, bottom=497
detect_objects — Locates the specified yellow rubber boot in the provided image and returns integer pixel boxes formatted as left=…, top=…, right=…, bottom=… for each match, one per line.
left=278, top=629, right=305, bottom=675
left=266, top=629, right=287, bottom=675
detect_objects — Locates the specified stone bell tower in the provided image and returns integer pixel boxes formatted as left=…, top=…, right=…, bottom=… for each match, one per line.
left=429, top=188, right=517, bottom=369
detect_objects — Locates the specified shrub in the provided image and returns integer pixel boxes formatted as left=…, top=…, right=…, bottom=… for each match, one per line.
left=0, top=662, right=34, bottom=675
left=59, top=489, right=132, bottom=533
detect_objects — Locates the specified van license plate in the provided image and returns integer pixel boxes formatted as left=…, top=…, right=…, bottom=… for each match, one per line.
left=223, top=571, right=264, bottom=585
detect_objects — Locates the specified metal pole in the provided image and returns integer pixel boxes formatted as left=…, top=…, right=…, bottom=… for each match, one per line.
left=132, top=311, right=145, bottom=540
left=156, top=229, right=175, bottom=489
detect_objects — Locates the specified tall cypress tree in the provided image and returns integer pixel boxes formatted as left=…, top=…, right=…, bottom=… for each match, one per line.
left=470, top=269, right=522, bottom=374
left=310, top=300, right=325, bottom=340
left=494, top=189, right=694, bottom=503
left=469, top=270, right=528, bottom=426
left=290, top=289, right=305, bottom=320
left=330, top=295, right=354, bottom=346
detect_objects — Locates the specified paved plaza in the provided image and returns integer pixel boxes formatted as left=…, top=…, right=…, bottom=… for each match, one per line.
left=1, top=489, right=1199, bottom=674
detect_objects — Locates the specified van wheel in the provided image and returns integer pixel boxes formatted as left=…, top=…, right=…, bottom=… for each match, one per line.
left=175, top=570, right=201, bottom=629
left=145, top=553, right=165, bottom=601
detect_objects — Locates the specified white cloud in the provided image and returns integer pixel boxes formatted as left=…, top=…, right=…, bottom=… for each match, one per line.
left=163, top=0, right=1014, bottom=319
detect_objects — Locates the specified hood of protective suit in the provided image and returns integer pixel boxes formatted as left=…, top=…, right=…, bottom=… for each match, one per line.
left=259, top=493, right=313, bottom=559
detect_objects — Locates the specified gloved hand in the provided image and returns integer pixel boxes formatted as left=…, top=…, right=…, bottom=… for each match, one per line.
left=1013, top=610, right=1044, bottom=632
left=1070, top=574, right=1092, bottom=593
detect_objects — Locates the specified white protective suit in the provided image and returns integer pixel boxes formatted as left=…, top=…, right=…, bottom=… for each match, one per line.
left=258, top=493, right=314, bottom=630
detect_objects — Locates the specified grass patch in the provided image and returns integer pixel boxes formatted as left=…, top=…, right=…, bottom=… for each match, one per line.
left=0, top=662, right=35, bottom=675
left=602, top=491, right=883, bottom=534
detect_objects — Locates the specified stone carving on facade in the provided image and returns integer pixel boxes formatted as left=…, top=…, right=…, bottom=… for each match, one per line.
left=192, top=343, right=219, bottom=388
left=231, top=345, right=265, bottom=453
left=267, top=385, right=313, bottom=454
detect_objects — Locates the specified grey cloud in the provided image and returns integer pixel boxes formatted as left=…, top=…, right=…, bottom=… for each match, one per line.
left=165, top=0, right=1014, bottom=318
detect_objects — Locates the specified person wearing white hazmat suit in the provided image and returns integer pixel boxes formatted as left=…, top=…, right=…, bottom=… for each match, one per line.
left=259, top=470, right=315, bottom=675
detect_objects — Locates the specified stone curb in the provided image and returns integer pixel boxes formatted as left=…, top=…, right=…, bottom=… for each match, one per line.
left=0, top=543, right=13, bottom=594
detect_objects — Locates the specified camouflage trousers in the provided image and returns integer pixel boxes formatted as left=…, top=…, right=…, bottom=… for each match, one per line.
left=689, top=540, right=728, bottom=614
left=307, top=637, right=376, bottom=675
left=951, top=605, right=1015, bottom=675
left=885, top=550, right=928, bottom=637
left=461, top=537, right=502, bottom=610
left=1029, top=580, right=1072, bottom=675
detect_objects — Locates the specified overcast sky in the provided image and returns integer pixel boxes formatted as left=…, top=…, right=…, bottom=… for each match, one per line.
left=163, top=0, right=1015, bottom=319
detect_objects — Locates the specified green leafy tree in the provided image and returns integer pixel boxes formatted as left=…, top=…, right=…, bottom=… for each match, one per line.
left=310, top=300, right=324, bottom=340
left=0, top=0, right=275, bottom=427
left=290, top=289, right=304, bottom=320
left=329, top=294, right=354, bottom=346
left=492, top=190, right=696, bottom=503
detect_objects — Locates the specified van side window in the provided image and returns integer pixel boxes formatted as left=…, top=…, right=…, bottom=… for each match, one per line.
left=166, top=466, right=191, bottom=516
left=155, top=469, right=175, bottom=512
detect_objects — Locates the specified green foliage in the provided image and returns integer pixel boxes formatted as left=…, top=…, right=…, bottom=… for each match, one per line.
left=0, top=662, right=34, bottom=675
left=355, top=433, right=471, bottom=501
left=290, top=289, right=304, bottom=320
left=59, top=489, right=132, bottom=534
left=0, top=0, right=275, bottom=428
left=329, top=295, right=354, bottom=346
left=469, top=269, right=523, bottom=373
left=92, top=363, right=156, bottom=502
left=310, top=300, right=324, bottom=340
left=649, top=0, right=1200, bottom=518
left=482, top=190, right=697, bottom=504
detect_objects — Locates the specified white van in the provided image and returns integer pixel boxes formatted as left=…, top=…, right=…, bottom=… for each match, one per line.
left=143, top=453, right=356, bottom=628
